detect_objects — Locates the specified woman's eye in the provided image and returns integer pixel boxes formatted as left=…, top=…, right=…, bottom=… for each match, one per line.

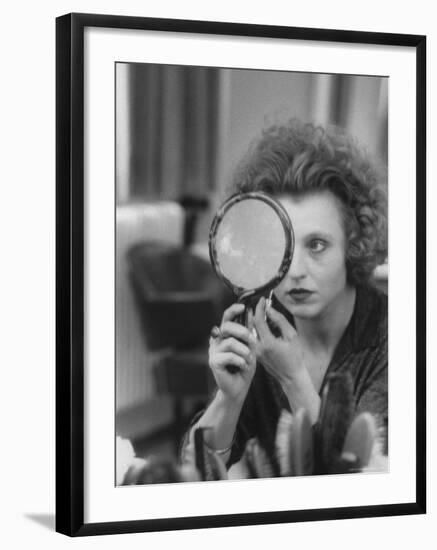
left=309, top=239, right=327, bottom=253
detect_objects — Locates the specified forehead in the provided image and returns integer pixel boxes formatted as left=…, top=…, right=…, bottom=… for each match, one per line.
left=278, top=191, right=345, bottom=238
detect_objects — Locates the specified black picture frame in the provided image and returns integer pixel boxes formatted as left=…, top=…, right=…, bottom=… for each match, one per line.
left=56, top=12, right=426, bottom=537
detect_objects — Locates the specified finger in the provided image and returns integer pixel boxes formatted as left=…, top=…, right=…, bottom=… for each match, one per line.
left=221, top=320, right=256, bottom=345
left=254, top=297, right=272, bottom=341
left=247, top=308, right=255, bottom=331
left=219, top=337, right=252, bottom=360
left=247, top=309, right=258, bottom=344
left=211, top=352, right=248, bottom=371
left=265, top=306, right=296, bottom=340
left=222, top=303, right=245, bottom=323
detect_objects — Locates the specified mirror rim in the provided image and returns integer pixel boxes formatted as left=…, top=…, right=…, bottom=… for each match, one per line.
left=208, top=191, right=294, bottom=298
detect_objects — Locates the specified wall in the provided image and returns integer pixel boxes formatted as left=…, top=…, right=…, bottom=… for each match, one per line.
left=223, top=69, right=316, bottom=183
left=2, top=2, right=434, bottom=550
left=220, top=71, right=387, bottom=194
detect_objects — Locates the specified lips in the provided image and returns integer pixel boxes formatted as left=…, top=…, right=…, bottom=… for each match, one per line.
left=288, top=289, right=314, bottom=302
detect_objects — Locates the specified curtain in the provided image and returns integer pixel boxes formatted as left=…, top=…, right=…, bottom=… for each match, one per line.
left=116, top=63, right=220, bottom=204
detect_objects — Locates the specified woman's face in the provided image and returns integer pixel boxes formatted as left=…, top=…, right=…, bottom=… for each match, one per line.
left=274, top=191, right=350, bottom=320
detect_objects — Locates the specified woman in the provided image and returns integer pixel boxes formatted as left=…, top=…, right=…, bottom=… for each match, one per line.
left=182, top=119, right=388, bottom=473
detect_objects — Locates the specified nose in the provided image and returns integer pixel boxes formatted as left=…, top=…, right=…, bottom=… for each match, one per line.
left=288, top=244, right=307, bottom=281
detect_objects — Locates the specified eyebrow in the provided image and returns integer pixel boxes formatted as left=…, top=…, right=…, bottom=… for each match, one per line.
left=303, top=231, right=334, bottom=241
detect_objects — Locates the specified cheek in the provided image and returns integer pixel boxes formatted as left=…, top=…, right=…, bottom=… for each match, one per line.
left=313, top=250, right=347, bottom=286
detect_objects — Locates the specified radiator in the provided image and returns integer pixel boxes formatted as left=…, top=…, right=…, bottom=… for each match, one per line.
left=115, top=202, right=184, bottom=411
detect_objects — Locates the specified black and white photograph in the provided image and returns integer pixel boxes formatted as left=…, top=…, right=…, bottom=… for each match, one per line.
left=115, top=63, right=389, bottom=486
left=54, top=12, right=425, bottom=537
left=2, top=0, right=434, bottom=547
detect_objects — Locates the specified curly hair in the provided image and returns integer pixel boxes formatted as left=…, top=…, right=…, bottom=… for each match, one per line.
left=229, top=119, right=388, bottom=286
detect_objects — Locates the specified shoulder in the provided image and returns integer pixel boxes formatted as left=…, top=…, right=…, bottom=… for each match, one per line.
left=335, top=285, right=387, bottom=395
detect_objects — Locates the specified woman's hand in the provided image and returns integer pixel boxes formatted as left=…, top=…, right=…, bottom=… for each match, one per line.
left=252, top=296, right=305, bottom=388
left=252, top=297, right=320, bottom=422
left=209, top=303, right=257, bottom=403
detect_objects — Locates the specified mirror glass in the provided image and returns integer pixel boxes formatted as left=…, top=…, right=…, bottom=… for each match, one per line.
left=209, top=193, right=293, bottom=296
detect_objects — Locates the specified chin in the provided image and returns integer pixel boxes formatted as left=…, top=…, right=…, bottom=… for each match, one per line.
left=288, top=301, right=322, bottom=320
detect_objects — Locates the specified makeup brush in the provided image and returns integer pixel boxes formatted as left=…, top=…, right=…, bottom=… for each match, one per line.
left=290, top=408, right=314, bottom=476
left=329, top=452, right=361, bottom=475
left=243, top=438, right=275, bottom=479
left=315, top=372, right=355, bottom=474
left=341, top=411, right=377, bottom=471
left=275, top=409, right=294, bottom=476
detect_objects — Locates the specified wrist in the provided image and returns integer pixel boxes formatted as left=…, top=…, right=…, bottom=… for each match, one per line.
left=194, top=389, right=244, bottom=453
left=216, top=387, right=247, bottom=410
left=281, top=365, right=308, bottom=390
left=277, top=361, right=306, bottom=392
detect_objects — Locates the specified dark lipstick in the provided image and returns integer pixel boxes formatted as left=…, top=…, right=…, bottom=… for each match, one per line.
left=289, top=288, right=313, bottom=301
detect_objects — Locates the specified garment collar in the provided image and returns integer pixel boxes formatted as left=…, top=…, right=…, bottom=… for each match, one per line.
left=271, top=284, right=384, bottom=355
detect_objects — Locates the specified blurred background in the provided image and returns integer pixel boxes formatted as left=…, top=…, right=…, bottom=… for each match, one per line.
left=115, top=62, right=388, bottom=476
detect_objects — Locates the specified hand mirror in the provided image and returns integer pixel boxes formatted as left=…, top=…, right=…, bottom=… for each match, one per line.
left=209, top=191, right=294, bottom=322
